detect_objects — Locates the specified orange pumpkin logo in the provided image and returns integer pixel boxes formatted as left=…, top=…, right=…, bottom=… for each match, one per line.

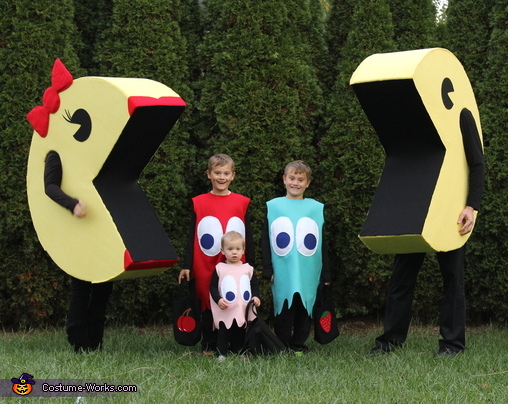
left=11, top=373, right=35, bottom=396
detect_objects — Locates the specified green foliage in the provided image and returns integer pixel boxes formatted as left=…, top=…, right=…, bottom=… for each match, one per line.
left=0, top=0, right=507, bottom=328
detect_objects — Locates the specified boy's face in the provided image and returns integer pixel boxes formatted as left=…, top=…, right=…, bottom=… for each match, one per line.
left=221, top=238, right=245, bottom=264
left=283, top=170, right=310, bottom=199
left=207, top=164, right=235, bottom=195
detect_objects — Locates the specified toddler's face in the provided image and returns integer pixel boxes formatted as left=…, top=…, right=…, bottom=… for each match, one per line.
left=221, top=238, right=245, bottom=264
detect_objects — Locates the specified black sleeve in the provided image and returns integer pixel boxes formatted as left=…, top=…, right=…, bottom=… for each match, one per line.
left=181, top=209, right=196, bottom=270
left=320, top=222, right=332, bottom=283
left=261, top=215, right=273, bottom=279
left=244, top=209, right=256, bottom=268
left=44, top=151, right=79, bottom=213
left=250, top=270, right=260, bottom=298
left=209, top=269, right=221, bottom=304
left=460, top=109, right=485, bottom=210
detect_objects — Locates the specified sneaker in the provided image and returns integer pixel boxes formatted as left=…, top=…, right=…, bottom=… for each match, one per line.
left=217, top=355, right=226, bottom=362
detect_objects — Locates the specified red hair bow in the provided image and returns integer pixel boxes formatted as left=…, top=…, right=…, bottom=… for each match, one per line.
left=26, top=59, right=74, bottom=137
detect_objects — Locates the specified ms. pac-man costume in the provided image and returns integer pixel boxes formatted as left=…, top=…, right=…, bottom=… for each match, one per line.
left=266, top=197, right=324, bottom=316
left=26, top=59, right=186, bottom=282
left=350, top=48, right=483, bottom=254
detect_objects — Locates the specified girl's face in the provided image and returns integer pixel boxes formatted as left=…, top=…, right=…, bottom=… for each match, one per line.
left=221, top=238, right=245, bottom=264
left=207, top=164, right=235, bottom=195
left=283, top=170, right=310, bottom=199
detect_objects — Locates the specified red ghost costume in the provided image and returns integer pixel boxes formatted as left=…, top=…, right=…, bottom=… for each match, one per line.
left=191, top=192, right=250, bottom=310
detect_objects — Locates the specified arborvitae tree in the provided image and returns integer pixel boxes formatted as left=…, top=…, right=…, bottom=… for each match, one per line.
left=444, top=0, right=495, bottom=89
left=466, top=1, right=508, bottom=323
left=324, top=0, right=355, bottom=91
left=0, top=0, right=82, bottom=328
left=387, top=0, right=438, bottom=50
left=94, top=0, right=198, bottom=325
left=73, top=0, right=114, bottom=74
left=197, top=0, right=324, bottom=287
left=317, top=0, right=397, bottom=317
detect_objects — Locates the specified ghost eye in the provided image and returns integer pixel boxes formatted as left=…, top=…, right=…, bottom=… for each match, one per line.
left=64, top=108, right=92, bottom=142
left=225, top=216, right=246, bottom=237
left=296, top=217, right=319, bottom=256
left=240, top=274, right=251, bottom=302
left=270, top=216, right=294, bottom=256
left=221, top=275, right=237, bottom=303
left=197, top=216, right=223, bottom=256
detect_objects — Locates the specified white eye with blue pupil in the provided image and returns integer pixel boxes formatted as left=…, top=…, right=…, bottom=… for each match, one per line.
left=240, top=274, right=251, bottom=302
left=221, top=275, right=237, bottom=303
left=225, top=216, right=245, bottom=238
left=271, top=216, right=294, bottom=256
left=197, top=216, right=223, bottom=256
left=296, top=217, right=319, bottom=256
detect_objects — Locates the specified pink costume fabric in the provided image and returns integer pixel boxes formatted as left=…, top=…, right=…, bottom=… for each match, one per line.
left=210, top=262, right=254, bottom=329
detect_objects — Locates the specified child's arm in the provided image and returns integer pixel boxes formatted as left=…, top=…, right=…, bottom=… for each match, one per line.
left=261, top=216, right=274, bottom=280
left=321, top=221, right=332, bottom=285
left=178, top=210, right=196, bottom=284
left=210, top=269, right=228, bottom=309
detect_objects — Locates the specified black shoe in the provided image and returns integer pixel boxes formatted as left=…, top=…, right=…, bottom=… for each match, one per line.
left=369, top=343, right=396, bottom=355
left=435, top=348, right=462, bottom=359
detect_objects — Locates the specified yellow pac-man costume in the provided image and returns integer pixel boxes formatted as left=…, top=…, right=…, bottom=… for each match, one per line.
left=27, top=59, right=186, bottom=283
left=350, top=48, right=483, bottom=253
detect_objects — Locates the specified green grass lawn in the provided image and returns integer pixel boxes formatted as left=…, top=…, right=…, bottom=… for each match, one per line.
left=1, top=322, right=507, bottom=403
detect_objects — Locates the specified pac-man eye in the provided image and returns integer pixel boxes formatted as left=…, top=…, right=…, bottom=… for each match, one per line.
left=270, top=216, right=294, bottom=256
left=221, top=275, right=237, bottom=303
left=296, top=217, right=319, bottom=256
left=225, top=216, right=246, bottom=237
left=240, top=274, right=251, bottom=302
left=197, top=216, right=223, bottom=256
left=441, top=78, right=454, bottom=110
left=64, top=108, right=92, bottom=142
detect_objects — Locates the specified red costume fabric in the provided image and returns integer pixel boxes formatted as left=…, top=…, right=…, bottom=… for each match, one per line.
left=191, top=192, right=250, bottom=310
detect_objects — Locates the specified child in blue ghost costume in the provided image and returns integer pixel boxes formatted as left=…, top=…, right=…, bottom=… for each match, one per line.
left=262, top=161, right=331, bottom=353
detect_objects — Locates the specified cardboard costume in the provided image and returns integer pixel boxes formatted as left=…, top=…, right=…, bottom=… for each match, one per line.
left=266, top=197, right=324, bottom=316
left=27, top=59, right=186, bottom=282
left=210, top=262, right=254, bottom=329
left=191, top=192, right=250, bottom=311
left=350, top=48, right=483, bottom=254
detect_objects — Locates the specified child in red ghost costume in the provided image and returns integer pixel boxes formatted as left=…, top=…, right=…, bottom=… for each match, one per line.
left=178, top=154, right=254, bottom=353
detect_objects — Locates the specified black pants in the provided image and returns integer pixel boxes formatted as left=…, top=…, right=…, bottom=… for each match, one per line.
left=200, top=309, right=218, bottom=352
left=274, top=293, right=311, bottom=352
left=217, top=320, right=246, bottom=356
left=66, top=277, right=113, bottom=352
left=375, top=247, right=466, bottom=352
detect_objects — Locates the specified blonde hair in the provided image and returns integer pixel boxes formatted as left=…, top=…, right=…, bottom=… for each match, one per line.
left=284, top=160, right=312, bottom=180
left=208, top=154, right=235, bottom=171
left=221, top=231, right=245, bottom=248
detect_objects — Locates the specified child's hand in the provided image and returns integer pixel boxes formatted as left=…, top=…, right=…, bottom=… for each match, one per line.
left=218, top=298, right=229, bottom=310
left=252, top=296, right=261, bottom=307
left=178, top=269, right=190, bottom=284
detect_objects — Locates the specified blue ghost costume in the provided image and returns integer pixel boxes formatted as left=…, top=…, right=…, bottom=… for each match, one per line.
left=262, top=197, right=331, bottom=351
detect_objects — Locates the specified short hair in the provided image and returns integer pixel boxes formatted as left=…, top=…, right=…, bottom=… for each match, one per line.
left=221, top=231, right=245, bottom=248
left=284, top=160, right=312, bottom=180
left=208, top=154, right=235, bottom=171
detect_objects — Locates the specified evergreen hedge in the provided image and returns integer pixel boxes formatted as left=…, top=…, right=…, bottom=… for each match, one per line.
left=0, top=0, right=506, bottom=329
